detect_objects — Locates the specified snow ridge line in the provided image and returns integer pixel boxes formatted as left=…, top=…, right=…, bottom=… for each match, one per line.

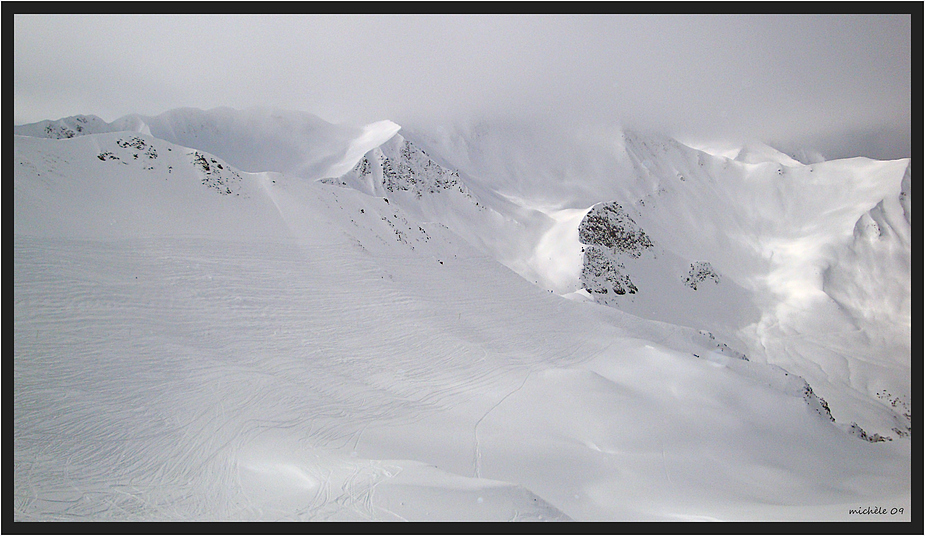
left=473, top=370, right=533, bottom=479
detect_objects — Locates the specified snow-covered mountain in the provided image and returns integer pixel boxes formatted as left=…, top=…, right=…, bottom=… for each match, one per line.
left=14, top=107, right=911, bottom=521
left=14, top=107, right=372, bottom=180
left=401, top=121, right=911, bottom=438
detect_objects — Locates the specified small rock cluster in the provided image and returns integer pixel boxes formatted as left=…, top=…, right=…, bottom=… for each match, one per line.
left=190, top=151, right=243, bottom=196
left=95, top=137, right=243, bottom=196
left=802, top=384, right=835, bottom=422
left=685, top=261, right=720, bottom=290
left=96, top=136, right=159, bottom=170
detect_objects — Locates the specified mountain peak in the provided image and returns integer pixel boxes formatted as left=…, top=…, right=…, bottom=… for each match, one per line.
left=322, top=131, right=473, bottom=203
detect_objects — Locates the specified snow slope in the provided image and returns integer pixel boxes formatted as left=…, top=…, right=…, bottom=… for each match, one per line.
left=401, top=120, right=912, bottom=440
left=13, top=110, right=912, bottom=521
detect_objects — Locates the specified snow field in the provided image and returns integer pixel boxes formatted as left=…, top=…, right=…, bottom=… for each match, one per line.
left=13, top=234, right=580, bottom=520
left=15, top=223, right=909, bottom=520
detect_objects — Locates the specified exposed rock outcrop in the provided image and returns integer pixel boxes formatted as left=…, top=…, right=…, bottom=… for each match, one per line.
left=578, top=202, right=653, bottom=258
left=577, top=202, right=652, bottom=300
left=323, top=136, right=473, bottom=202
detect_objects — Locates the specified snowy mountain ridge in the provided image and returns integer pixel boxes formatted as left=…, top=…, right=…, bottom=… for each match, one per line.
left=15, top=107, right=367, bottom=181
left=14, top=107, right=911, bottom=521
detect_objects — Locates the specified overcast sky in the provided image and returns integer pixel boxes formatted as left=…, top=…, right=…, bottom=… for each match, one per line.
left=14, top=14, right=911, bottom=160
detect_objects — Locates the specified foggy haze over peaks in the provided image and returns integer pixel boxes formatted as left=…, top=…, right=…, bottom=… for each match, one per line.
left=13, top=13, right=912, bottom=161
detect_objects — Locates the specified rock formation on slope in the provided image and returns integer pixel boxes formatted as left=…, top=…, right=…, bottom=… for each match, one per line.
left=322, top=134, right=474, bottom=202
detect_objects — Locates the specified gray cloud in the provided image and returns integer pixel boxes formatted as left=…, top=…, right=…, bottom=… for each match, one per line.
left=14, top=14, right=911, bottom=160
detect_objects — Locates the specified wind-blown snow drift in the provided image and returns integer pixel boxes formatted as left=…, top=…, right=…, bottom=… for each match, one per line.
left=14, top=108, right=911, bottom=521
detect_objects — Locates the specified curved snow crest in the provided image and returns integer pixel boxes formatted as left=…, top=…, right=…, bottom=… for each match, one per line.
left=325, top=120, right=402, bottom=178
left=733, top=141, right=805, bottom=166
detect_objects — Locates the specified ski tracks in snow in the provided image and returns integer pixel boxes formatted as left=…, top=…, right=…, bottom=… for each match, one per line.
left=14, top=235, right=596, bottom=520
left=473, top=370, right=534, bottom=479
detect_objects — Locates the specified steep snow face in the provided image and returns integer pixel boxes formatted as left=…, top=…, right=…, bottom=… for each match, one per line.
left=392, top=120, right=912, bottom=439
left=813, top=167, right=912, bottom=438
left=526, top=205, right=590, bottom=294
left=326, top=120, right=402, bottom=178
left=133, top=107, right=373, bottom=180
left=576, top=201, right=759, bottom=335
left=594, top=135, right=911, bottom=439
left=322, top=132, right=570, bottom=293
left=402, top=120, right=640, bottom=209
